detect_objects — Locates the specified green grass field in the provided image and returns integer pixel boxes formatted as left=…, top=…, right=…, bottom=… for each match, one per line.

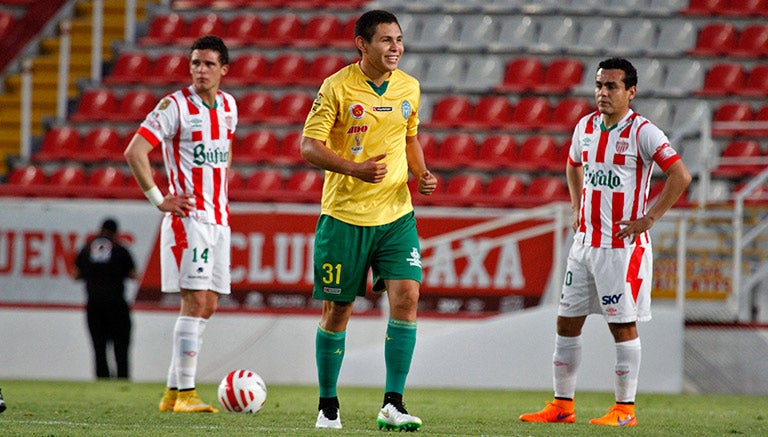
left=0, top=380, right=765, bottom=436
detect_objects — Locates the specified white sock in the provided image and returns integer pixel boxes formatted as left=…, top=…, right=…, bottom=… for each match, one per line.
left=553, top=334, right=582, bottom=400
left=174, top=316, right=202, bottom=390
left=615, top=338, right=641, bottom=403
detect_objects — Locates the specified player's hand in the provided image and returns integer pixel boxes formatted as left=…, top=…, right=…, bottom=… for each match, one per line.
left=354, top=153, right=388, bottom=183
left=418, top=170, right=437, bottom=195
left=159, top=194, right=195, bottom=217
left=615, top=216, right=654, bottom=241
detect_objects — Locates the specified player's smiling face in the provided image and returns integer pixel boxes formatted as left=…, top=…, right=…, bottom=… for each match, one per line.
left=358, top=22, right=403, bottom=80
left=189, top=49, right=228, bottom=95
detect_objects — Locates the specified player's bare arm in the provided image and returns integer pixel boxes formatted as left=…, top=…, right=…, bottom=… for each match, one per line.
left=405, top=135, right=436, bottom=195
left=300, top=135, right=388, bottom=183
left=566, top=162, right=584, bottom=231
left=616, top=160, right=691, bottom=240
left=124, top=134, right=195, bottom=216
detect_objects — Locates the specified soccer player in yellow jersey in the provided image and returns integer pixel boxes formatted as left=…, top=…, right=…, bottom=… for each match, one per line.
left=301, top=9, right=437, bottom=432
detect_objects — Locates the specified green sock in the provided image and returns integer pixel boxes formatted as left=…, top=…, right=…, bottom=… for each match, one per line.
left=384, top=318, right=417, bottom=394
left=316, top=326, right=346, bottom=398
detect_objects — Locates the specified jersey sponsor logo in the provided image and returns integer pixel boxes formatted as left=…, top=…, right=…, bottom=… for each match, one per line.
left=372, top=106, right=392, bottom=112
left=346, top=125, right=369, bottom=134
left=406, top=247, right=422, bottom=268
left=191, top=117, right=203, bottom=128
left=193, top=144, right=229, bottom=165
left=655, top=143, right=677, bottom=160
left=616, top=140, right=629, bottom=153
left=310, top=93, right=324, bottom=113
left=323, top=286, right=342, bottom=294
left=401, top=100, right=412, bottom=119
left=601, top=293, right=623, bottom=305
left=349, top=103, right=365, bottom=119
left=584, top=164, right=622, bottom=189
left=159, top=98, right=171, bottom=110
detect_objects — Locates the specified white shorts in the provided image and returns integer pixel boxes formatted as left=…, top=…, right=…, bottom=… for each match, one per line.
left=160, top=214, right=231, bottom=294
left=558, top=233, right=652, bottom=323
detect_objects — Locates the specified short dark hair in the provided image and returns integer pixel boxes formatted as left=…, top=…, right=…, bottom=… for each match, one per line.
left=101, top=218, right=118, bottom=234
left=354, top=10, right=400, bottom=52
left=598, top=57, right=637, bottom=89
left=190, top=35, right=229, bottom=66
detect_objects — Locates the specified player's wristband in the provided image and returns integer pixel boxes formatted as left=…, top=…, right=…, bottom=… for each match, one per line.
left=144, top=186, right=164, bottom=207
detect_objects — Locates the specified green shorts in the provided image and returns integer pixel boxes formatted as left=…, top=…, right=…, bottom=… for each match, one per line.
left=312, top=211, right=422, bottom=302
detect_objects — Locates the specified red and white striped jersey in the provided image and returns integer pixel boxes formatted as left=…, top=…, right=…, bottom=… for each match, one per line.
left=568, top=109, right=680, bottom=248
left=136, top=86, right=237, bottom=226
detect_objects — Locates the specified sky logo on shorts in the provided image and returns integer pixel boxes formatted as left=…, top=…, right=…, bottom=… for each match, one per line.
left=406, top=247, right=421, bottom=268
left=602, top=293, right=623, bottom=305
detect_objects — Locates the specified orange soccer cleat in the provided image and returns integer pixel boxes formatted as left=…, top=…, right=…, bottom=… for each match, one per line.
left=589, top=403, right=637, bottom=426
left=519, top=399, right=576, bottom=423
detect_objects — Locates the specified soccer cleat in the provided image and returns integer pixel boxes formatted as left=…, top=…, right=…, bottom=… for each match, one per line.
left=519, top=399, right=576, bottom=423
left=159, top=387, right=178, bottom=412
left=315, top=407, right=342, bottom=429
left=377, top=402, right=422, bottom=432
left=0, top=388, right=6, bottom=413
left=173, top=389, right=219, bottom=413
left=589, top=404, right=637, bottom=426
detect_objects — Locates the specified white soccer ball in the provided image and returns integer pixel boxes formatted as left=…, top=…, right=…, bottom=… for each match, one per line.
left=218, top=369, right=267, bottom=413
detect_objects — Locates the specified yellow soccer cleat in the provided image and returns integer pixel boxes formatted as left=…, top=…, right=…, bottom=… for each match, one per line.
left=589, top=404, right=637, bottom=427
left=519, top=399, right=576, bottom=423
left=173, top=389, right=219, bottom=413
left=159, top=387, right=178, bottom=412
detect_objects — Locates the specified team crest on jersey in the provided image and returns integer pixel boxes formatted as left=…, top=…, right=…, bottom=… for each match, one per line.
left=159, top=98, right=171, bottom=110
left=401, top=100, right=412, bottom=119
left=349, top=103, right=365, bottom=120
left=616, top=140, right=629, bottom=153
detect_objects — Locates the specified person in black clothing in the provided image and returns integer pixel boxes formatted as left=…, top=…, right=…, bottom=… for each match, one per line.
left=74, top=218, right=137, bottom=379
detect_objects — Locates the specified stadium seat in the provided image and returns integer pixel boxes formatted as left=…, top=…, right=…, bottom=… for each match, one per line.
left=426, top=95, right=472, bottom=129
left=178, top=13, right=225, bottom=45
left=112, top=89, right=156, bottom=122
left=88, top=166, right=128, bottom=197
left=227, top=53, right=269, bottom=86
left=495, top=57, right=544, bottom=93
left=654, top=20, right=696, bottom=56
left=49, top=165, right=87, bottom=196
left=752, top=105, right=768, bottom=137
left=696, top=63, right=746, bottom=96
left=444, top=173, right=485, bottom=205
left=471, top=134, right=516, bottom=170
left=647, top=0, right=689, bottom=14
left=0, top=11, right=14, bottom=40
left=296, top=54, right=347, bottom=87
left=234, top=130, right=279, bottom=164
left=34, top=126, right=81, bottom=162
left=234, top=168, right=284, bottom=202
left=531, top=16, right=577, bottom=53
left=456, top=55, right=505, bottom=93
left=294, top=14, right=341, bottom=48
left=284, top=169, right=324, bottom=202
left=104, top=52, right=151, bottom=85
left=489, top=15, right=536, bottom=53
left=681, top=0, right=727, bottom=15
left=257, top=14, right=301, bottom=47
left=139, top=14, right=186, bottom=45
left=224, top=14, right=262, bottom=47
left=507, top=97, right=550, bottom=131
left=262, top=53, right=307, bottom=86
left=273, top=130, right=304, bottom=166
left=145, top=53, right=189, bottom=85
left=632, top=99, right=674, bottom=133
left=711, top=103, right=754, bottom=137
left=417, top=132, right=438, bottom=162
left=70, top=88, right=117, bottom=122
left=715, top=0, right=768, bottom=16
left=514, top=135, right=560, bottom=171
left=238, top=92, right=274, bottom=124
left=432, top=133, right=477, bottom=170
left=689, top=22, right=738, bottom=56
left=535, top=58, right=584, bottom=94
left=264, top=92, right=313, bottom=125
left=450, top=15, right=498, bottom=51
left=633, top=59, right=665, bottom=95
left=570, top=18, right=618, bottom=55
left=735, top=182, right=768, bottom=204
left=712, top=140, right=765, bottom=178
left=542, top=98, right=592, bottom=132
left=409, top=14, right=457, bottom=51
left=8, top=165, right=47, bottom=186
left=736, top=65, right=768, bottom=97
left=663, top=60, right=705, bottom=97
left=81, top=127, right=123, bottom=162
left=525, top=176, right=569, bottom=203
left=421, top=54, right=464, bottom=92
left=486, top=175, right=526, bottom=201
left=227, top=168, right=246, bottom=191
left=614, top=19, right=657, bottom=57
left=465, top=96, right=512, bottom=129
left=731, top=24, right=768, bottom=58
left=329, top=15, right=357, bottom=48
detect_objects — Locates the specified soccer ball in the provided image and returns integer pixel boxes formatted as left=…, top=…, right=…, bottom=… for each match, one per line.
left=218, top=369, right=267, bottom=413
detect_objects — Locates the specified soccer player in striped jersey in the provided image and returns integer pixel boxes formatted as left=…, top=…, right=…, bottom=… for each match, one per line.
left=300, top=10, right=437, bottom=432
left=125, top=35, right=237, bottom=413
left=520, top=58, right=691, bottom=427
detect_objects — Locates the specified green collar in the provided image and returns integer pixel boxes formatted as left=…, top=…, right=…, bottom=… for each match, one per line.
left=367, top=80, right=389, bottom=96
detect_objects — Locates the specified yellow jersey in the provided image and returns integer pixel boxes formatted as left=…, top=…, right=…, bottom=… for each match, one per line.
left=303, top=62, right=421, bottom=226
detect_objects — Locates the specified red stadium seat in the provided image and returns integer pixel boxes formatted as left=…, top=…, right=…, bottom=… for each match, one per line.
left=525, top=176, right=569, bottom=203
left=681, top=0, right=728, bottom=15
left=432, top=133, right=477, bottom=170
left=296, top=54, right=348, bottom=87
left=234, top=130, right=279, bottom=164
left=689, top=23, right=737, bottom=56
left=472, top=134, right=516, bottom=170
left=465, top=96, right=512, bottom=129
left=494, top=57, right=544, bottom=93
left=753, top=105, right=768, bottom=137
left=238, top=92, right=274, bottom=125
left=731, top=24, right=768, bottom=57
left=139, top=14, right=186, bottom=45
left=417, top=132, right=438, bottom=162
left=236, top=168, right=285, bottom=202
left=736, top=65, right=768, bottom=97
left=712, top=103, right=754, bottom=137
left=49, top=165, right=87, bottom=196
left=543, top=98, right=592, bottom=132
left=34, top=126, right=81, bottom=162
left=258, top=14, right=301, bottom=47
left=264, top=92, right=313, bottom=125
left=715, top=0, right=768, bottom=16
left=535, top=58, right=584, bottom=94
left=487, top=174, right=526, bottom=199
left=224, top=14, right=263, bottom=47
left=329, top=15, right=357, bottom=48
left=514, top=135, right=559, bottom=172
left=696, top=63, right=746, bottom=96
left=712, top=140, right=764, bottom=178
left=284, top=169, right=324, bottom=202
left=426, top=95, right=472, bottom=129
left=177, top=13, right=225, bottom=45
left=227, top=53, right=269, bottom=86
left=444, top=173, right=485, bottom=205
left=88, top=166, right=128, bottom=197
left=146, top=53, right=189, bottom=85
left=0, top=11, right=14, bottom=40
left=104, top=52, right=151, bottom=85
left=112, top=89, right=156, bottom=122
left=8, top=165, right=47, bottom=186
left=70, top=88, right=117, bottom=122
left=507, top=97, right=551, bottom=130
left=294, top=15, right=341, bottom=48
left=81, top=127, right=123, bottom=162
left=227, top=168, right=246, bottom=191
left=262, top=53, right=307, bottom=86
left=274, top=130, right=305, bottom=166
